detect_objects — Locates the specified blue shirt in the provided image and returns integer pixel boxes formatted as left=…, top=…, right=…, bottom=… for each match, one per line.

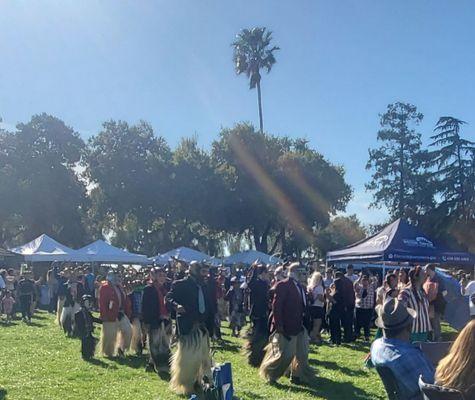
left=371, top=337, right=435, bottom=399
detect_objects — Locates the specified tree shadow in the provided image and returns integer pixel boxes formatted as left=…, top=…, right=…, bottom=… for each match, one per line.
left=0, top=321, right=18, bottom=328
left=0, top=388, right=6, bottom=400
left=341, top=342, right=371, bottom=354
left=310, top=359, right=369, bottom=377
left=31, top=312, right=48, bottom=320
left=272, top=375, right=378, bottom=400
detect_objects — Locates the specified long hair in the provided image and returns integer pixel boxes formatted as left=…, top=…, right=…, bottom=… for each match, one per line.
left=307, top=271, right=323, bottom=291
left=435, top=320, right=475, bottom=392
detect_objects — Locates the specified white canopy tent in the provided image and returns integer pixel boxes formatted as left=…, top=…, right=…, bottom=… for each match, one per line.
left=152, top=246, right=211, bottom=265
left=10, top=234, right=80, bottom=262
left=75, top=240, right=149, bottom=264
left=223, top=250, right=282, bottom=266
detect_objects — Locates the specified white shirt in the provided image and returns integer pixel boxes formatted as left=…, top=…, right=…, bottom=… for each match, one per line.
left=311, top=285, right=324, bottom=307
left=465, top=281, right=475, bottom=316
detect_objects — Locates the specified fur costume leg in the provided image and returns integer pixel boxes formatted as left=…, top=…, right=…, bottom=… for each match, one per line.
left=56, top=296, right=65, bottom=325
left=116, top=315, right=132, bottom=353
left=170, top=326, right=212, bottom=395
left=149, top=321, right=172, bottom=373
left=259, top=333, right=297, bottom=383
left=81, top=334, right=97, bottom=360
left=100, top=321, right=118, bottom=357
left=244, top=318, right=269, bottom=367
left=291, top=329, right=316, bottom=383
left=130, top=317, right=143, bottom=355
left=60, top=306, right=73, bottom=335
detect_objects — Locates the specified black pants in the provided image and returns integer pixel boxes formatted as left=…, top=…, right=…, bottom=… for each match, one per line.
left=20, top=295, right=32, bottom=320
left=81, top=334, right=96, bottom=360
left=354, top=308, right=373, bottom=339
left=342, top=305, right=355, bottom=342
left=329, top=308, right=343, bottom=345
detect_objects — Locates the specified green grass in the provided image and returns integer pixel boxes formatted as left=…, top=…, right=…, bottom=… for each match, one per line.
left=0, top=311, right=388, bottom=400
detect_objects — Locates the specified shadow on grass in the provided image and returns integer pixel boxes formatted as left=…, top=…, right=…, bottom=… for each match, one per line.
left=86, top=357, right=116, bottom=369
left=238, top=390, right=264, bottom=399
left=0, top=321, right=18, bottom=328
left=211, top=338, right=241, bottom=353
left=113, top=354, right=147, bottom=369
left=310, top=359, right=368, bottom=377
left=0, top=388, right=6, bottom=400
left=341, top=342, right=371, bottom=353
left=272, top=376, right=376, bottom=400
left=26, top=321, right=45, bottom=328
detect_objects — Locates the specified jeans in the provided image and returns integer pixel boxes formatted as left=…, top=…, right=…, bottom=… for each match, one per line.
left=354, top=308, right=373, bottom=339
left=342, top=305, right=355, bottom=342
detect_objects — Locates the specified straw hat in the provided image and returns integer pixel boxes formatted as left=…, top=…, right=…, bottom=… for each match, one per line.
left=375, top=297, right=417, bottom=330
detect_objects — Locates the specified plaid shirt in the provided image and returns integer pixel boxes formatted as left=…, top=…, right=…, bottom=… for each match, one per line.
left=371, top=338, right=434, bottom=399
left=354, top=281, right=377, bottom=309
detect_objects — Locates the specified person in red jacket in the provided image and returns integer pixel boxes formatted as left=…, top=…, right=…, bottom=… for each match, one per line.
left=99, top=270, right=132, bottom=357
left=259, top=262, right=315, bottom=385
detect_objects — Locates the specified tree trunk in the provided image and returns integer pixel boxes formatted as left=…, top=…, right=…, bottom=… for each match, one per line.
left=399, top=141, right=405, bottom=218
left=256, top=79, right=264, bottom=134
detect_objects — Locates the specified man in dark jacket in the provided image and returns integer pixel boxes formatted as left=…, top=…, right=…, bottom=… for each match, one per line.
left=142, top=267, right=171, bottom=373
left=18, top=273, right=35, bottom=323
left=259, top=262, right=315, bottom=385
left=338, top=271, right=356, bottom=342
left=165, top=261, right=213, bottom=396
left=244, top=263, right=270, bottom=367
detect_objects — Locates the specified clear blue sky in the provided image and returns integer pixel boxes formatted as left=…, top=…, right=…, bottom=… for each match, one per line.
left=1, top=1, right=475, bottom=224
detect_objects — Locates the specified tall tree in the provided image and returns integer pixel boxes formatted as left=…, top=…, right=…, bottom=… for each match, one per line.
left=211, top=123, right=351, bottom=254
left=429, top=117, right=475, bottom=220
left=366, top=102, right=433, bottom=221
left=0, top=114, right=87, bottom=246
left=232, top=27, right=279, bottom=134
left=85, top=120, right=172, bottom=254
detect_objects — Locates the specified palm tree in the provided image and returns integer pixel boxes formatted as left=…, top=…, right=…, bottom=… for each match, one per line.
left=232, top=27, right=279, bottom=134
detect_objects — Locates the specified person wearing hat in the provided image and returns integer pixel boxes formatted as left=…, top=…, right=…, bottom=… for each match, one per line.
left=142, top=267, right=171, bottom=374
left=75, top=294, right=102, bottom=360
left=165, top=261, right=213, bottom=396
left=371, top=298, right=434, bottom=400
left=98, top=270, right=132, bottom=357
left=259, top=262, right=315, bottom=385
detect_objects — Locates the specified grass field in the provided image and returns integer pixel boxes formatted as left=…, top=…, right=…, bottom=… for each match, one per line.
left=1, top=310, right=389, bottom=400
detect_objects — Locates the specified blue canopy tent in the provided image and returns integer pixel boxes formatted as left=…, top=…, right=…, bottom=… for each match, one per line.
left=326, top=219, right=475, bottom=266
left=327, top=219, right=474, bottom=330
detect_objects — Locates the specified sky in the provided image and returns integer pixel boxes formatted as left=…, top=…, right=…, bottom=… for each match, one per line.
left=1, top=0, right=475, bottom=225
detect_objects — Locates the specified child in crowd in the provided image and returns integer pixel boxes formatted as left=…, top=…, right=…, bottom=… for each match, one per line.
left=2, top=290, right=16, bottom=324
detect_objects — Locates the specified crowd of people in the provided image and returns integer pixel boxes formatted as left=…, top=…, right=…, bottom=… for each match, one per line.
left=0, top=260, right=474, bottom=398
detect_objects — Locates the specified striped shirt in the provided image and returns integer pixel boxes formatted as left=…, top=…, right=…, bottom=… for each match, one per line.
left=398, top=287, right=432, bottom=334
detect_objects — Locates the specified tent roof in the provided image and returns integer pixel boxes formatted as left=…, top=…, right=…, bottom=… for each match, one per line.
left=152, top=247, right=211, bottom=265
left=76, top=240, right=148, bottom=264
left=10, top=234, right=78, bottom=262
left=224, top=250, right=282, bottom=266
left=327, top=219, right=475, bottom=265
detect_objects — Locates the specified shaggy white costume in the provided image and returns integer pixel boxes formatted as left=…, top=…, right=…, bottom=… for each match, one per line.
left=170, top=325, right=212, bottom=395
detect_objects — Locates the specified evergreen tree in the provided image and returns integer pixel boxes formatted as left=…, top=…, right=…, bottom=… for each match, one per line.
left=429, top=117, right=475, bottom=220
left=366, top=102, right=434, bottom=221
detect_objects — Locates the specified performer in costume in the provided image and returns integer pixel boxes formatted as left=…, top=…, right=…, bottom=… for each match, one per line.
left=98, top=271, right=132, bottom=357
left=128, top=279, right=145, bottom=355
left=244, top=263, right=270, bottom=367
left=75, top=294, right=102, bottom=360
left=60, top=278, right=81, bottom=336
left=166, top=261, right=213, bottom=396
left=259, top=262, right=315, bottom=385
left=142, top=267, right=172, bottom=373
left=225, top=276, right=245, bottom=337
